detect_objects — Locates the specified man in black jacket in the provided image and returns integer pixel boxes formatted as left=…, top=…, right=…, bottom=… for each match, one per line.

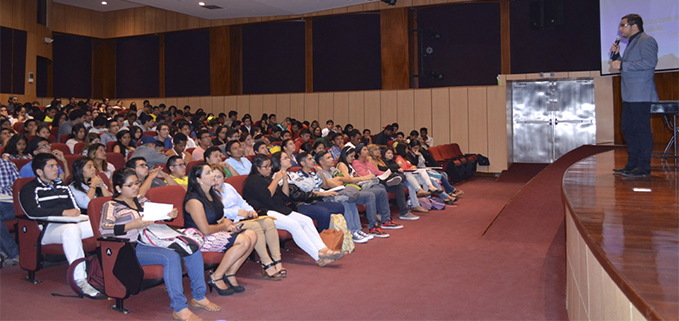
left=373, top=125, right=394, bottom=146
left=19, top=153, right=102, bottom=298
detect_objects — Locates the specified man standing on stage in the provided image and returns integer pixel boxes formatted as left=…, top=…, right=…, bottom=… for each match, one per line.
left=610, top=14, right=658, bottom=178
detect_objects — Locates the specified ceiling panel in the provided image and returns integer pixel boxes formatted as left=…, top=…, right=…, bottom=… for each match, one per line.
left=54, top=0, right=379, bottom=19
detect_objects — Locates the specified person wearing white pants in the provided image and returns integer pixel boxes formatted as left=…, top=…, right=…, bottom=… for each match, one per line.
left=18, top=153, right=101, bottom=298
left=243, top=153, right=344, bottom=266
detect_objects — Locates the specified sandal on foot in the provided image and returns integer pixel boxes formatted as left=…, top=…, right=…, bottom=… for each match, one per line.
left=172, top=311, right=203, bottom=321
left=273, top=260, right=287, bottom=278
left=190, top=298, right=221, bottom=312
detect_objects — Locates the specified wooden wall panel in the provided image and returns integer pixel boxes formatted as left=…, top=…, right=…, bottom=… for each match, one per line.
left=348, top=92, right=365, bottom=130
left=236, top=95, right=250, bottom=115
left=333, top=92, right=349, bottom=126
left=224, top=96, right=238, bottom=115
left=431, top=88, right=450, bottom=145
left=304, top=93, right=319, bottom=123
left=132, top=7, right=145, bottom=35
left=449, top=87, right=469, bottom=152
left=467, top=87, right=488, bottom=158
left=276, top=94, right=291, bottom=120
left=413, top=89, right=432, bottom=132
left=594, top=76, right=614, bottom=144
left=166, top=11, right=177, bottom=32
left=486, top=86, right=507, bottom=173
left=380, top=8, right=409, bottom=90
left=262, top=94, right=276, bottom=115
left=397, top=90, right=415, bottom=133
left=211, top=96, right=224, bottom=115
left=290, top=93, right=305, bottom=120
left=143, top=7, right=155, bottom=34
left=318, top=93, right=334, bottom=126
left=77, top=7, right=91, bottom=36
left=364, top=91, right=381, bottom=132
left=199, top=96, right=212, bottom=114
left=380, top=91, right=397, bottom=127
left=91, top=11, right=104, bottom=38
left=249, top=95, right=263, bottom=120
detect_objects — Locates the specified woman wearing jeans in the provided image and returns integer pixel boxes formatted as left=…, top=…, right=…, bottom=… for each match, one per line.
left=100, top=168, right=220, bottom=321
left=242, top=154, right=344, bottom=266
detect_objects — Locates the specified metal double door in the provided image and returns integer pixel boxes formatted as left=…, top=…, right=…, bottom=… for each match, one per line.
left=511, top=79, right=596, bottom=163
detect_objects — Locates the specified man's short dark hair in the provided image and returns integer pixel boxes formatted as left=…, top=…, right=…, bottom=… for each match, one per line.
left=125, top=157, right=146, bottom=169
left=420, top=127, right=428, bottom=133
left=69, top=109, right=84, bottom=121
left=296, top=151, right=311, bottom=165
left=363, top=129, right=371, bottom=134
left=622, top=14, right=644, bottom=31
left=226, top=129, right=239, bottom=140
left=349, top=129, right=361, bottom=139
left=26, top=136, right=48, bottom=156
left=173, top=132, right=188, bottom=143
left=32, top=153, right=58, bottom=176
left=410, top=130, right=419, bottom=137
left=93, top=115, right=107, bottom=127
left=139, top=113, right=153, bottom=125
left=271, top=126, right=282, bottom=133
left=384, top=125, right=394, bottom=132
left=114, top=114, right=125, bottom=121
left=106, top=119, right=117, bottom=129
left=166, top=155, right=181, bottom=169
left=396, top=132, right=405, bottom=138
left=268, top=114, right=277, bottom=120
left=300, top=129, right=311, bottom=136
left=328, top=132, right=340, bottom=142
left=204, top=146, right=222, bottom=161
left=228, top=110, right=238, bottom=118
left=314, top=150, right=329, bottom=165
left=326, top=119, right=334, bottom=125
left=156, top=123, right=169, bottom=132
left=225, top=140, right=240, bottom=155
left=197, top=130, right=210, bottom=139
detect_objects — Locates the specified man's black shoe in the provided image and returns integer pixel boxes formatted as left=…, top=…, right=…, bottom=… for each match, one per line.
left=621, top=168, right=651, bottom=178
left=613, top=167, right=633, bottom=174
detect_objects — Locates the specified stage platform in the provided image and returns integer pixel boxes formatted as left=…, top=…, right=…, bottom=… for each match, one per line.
left=562, top=149, right=678, bottom=320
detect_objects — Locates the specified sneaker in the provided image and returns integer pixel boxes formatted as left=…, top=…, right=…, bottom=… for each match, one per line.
left=352, top=232, right=369, bottom=244
left=399, top=212, right=420, bottom=220
left=357, top=230, right=374, bottom=240
left=384, top=175, right=403, bottom=186
left=76, top=279, right=103, bottom=299
left=380, top=220, right=404, bottom=229
left=368, top=227, right=390, bottom=238
left=452, top=189, right=464, bottom=197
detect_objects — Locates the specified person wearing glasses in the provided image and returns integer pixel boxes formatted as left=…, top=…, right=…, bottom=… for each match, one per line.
left=610, top=14, right=658, bottom=178
left=19, top=137, right=70, bottom=180
left=125, top=157, right=180, bottom=195
left=100, top=168, right=221, bottom=320
left=167, top=156, right=188, bottom=189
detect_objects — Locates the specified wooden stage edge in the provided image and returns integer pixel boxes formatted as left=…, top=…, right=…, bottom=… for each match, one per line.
left=562, top=149, right=678, bottom=321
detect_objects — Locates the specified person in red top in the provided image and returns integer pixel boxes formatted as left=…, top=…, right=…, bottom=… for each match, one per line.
left=294, top=129, right=312, bottom=152
left=351, top=144, right=419, bottom=221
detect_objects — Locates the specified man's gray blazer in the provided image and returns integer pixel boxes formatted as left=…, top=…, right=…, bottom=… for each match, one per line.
left=618, top=32, right=659, bottom=103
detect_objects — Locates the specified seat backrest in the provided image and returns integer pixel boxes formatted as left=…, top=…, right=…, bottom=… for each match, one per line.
left=186, top=160, right=203, bottom=172
left=64, top=154, right=86, bottom=169
left=51, top=143, right=71, bottom=155
left=0, top=146, right=3, bottom=155
left=12, top=122, right=24, bottom=132
left=50, top=126, right=59, bottom=137
left=106, top=141, right=117, bottom=152
left=289, top=166, right=301, bottom=173
left=96, top=172, right=113, bottom=192
left=106, top=152, right=125, bottom=171
left=449, top=143, right=464, bottom=157
left=59, top=134, right=70, bottom=143
left=47, top=135, right=57, bottom=143
left=86, top=196, right=114, bottom=239
left=142, top=131, right=156, bottom=137
left=428, top=146, right=445, bottom=162
left=73, top=142, right=86, bottom=155
left=12, top=177, right=35, bottom=217
left=387, top=140, right=395, bottom=149
left=186, top=147, right=195, bottom=155
left=10, top=159, right=32, bottom=173
left=440, top=144, right=456, bottom=159
left=146, top=185, right=187, bottom=228
left=245, top=155, right=255, bottom=162
left=224, top=175, right=247, bottom=195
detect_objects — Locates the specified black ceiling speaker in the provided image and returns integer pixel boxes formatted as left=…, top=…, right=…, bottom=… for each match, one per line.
left=381, top=0, right=397, bottom=6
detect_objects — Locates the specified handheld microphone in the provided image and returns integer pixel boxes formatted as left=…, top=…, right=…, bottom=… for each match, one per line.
left=610, top=36, right=621, bottom=60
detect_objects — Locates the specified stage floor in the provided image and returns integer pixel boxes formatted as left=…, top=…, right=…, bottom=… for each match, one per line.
left=562, top=149, right=678, bottom=320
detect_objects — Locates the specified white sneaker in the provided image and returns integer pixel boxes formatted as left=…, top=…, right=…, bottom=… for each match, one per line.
left=357, top=230, right=374, bottom=240
left=352, top=232, right=369, bottom=244
left=76, top=279, right=101, bottom=298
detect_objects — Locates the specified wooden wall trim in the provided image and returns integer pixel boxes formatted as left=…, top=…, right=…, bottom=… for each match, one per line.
left=500, top=1, right=510, bottom=74
left=380, top=8, right=410, bottom=90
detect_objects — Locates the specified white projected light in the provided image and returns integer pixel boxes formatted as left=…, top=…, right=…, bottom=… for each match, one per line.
left=599, top=0, right=679, bottom=75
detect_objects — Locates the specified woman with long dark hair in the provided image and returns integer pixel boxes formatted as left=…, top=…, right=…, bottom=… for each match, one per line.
left=66, top=124, right=87, bottom=154
left=87, top=143, right=115, bottom=178
left=68, top=157, right=111, bottom=211
left=128, top=126, right=143, bottom=146
left=183, top=163, right=257, bottom=295
left=242, top=154, right=343, bottom=266
left=100, top=168, right=220, bottom=320
left=112, top=130, right=135, bottom=158
left=1, top=134, right=30, bottom=160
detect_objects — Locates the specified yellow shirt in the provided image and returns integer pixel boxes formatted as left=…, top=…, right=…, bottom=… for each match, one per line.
left=44, top=116, right=54, bottom=123
left=169, top=175, right=188, bottom=186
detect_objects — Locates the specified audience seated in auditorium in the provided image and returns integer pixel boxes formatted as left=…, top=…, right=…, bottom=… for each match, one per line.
left=405, top=140, right=462, bottom=200
left=183, top=163, right=256, bottom=295
left=130, top=135, right=169, bottom=169
left=58, top=109, right=84, bottom=140
left=100, top=167, right=220, bottom=320
left=125, top=157, right=178, bottom=194
left=20, top=153, right=101, bottom=298
left=20, top=137, right=70, bottom=180
left=242, top=154, right=343, bottom=266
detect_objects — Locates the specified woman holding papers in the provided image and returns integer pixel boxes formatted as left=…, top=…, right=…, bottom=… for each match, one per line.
left=404, top=140, right=462, bottom=200
left=212, top=164, right=285, bottom=280
left=100, top=168, right=221, bottom=321
left=183, top=163, right=257, bottom=295
left=242, top=154, right=344, bottom=267
left=68, top=157, right=111, bottom=211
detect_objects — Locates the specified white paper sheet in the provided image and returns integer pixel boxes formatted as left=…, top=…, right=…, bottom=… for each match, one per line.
left=377, top=169, right=392, bottom=181
left=144, top=224, right=182, bottom=239
left=41, top=215, right=89, bottom=223
left=142, top=202, right=173, bottom=221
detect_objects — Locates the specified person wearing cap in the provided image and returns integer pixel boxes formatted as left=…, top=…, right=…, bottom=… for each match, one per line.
left=129, top=135, right=169, bottom=169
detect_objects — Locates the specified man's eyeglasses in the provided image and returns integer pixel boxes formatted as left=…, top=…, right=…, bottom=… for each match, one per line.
left=172, top=163, right=187, bottom=167
left=619, top=23, right=630, bottom=28
left=38, top=143, right=51, bottom=149
left=136, top=163, right=149, bottom=168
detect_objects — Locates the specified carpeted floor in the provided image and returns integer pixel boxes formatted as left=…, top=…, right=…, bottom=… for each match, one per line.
left=0, top=146, right=617, bottom=320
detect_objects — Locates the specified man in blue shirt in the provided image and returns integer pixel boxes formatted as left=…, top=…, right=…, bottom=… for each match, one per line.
left=19, top=137, right=69, bottom=180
